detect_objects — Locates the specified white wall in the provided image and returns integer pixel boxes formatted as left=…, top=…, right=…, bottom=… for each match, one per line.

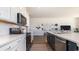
left=31, top=17, right=75, bottom=28
left=0, top=24, right=10, bottom=35
left=0, top=23, right=18, bottom=35
left=30, top=17, right=76, bottom=35
left=26, top=8, right=30, bottom=32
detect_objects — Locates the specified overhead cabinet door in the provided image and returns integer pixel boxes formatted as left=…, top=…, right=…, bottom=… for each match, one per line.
left=0, top=7, right=10, bottom=20
left=10, top=7, right=20, bottom=23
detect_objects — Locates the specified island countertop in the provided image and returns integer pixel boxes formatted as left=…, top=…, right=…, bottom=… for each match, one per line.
left=48, top=31, right=79, bottom=47
left=0, top=34, right=26, bottom=48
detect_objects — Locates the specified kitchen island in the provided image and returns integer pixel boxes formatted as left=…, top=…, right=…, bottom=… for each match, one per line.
left=47, top=31, right=79, bottom=51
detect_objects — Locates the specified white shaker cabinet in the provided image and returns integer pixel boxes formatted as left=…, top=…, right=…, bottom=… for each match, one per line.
left=0, top=7, right=28, bottom=23
left=0, top=7, right=20, bottom=23
left=0, top=7, right=10, bottom=21
left=10, top=7, right=27, bottom=23
left=10, top=7, right=20, bottom=23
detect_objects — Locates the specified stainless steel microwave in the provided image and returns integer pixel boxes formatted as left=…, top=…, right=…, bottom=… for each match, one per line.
left=17, top=13, right=26, bottom=26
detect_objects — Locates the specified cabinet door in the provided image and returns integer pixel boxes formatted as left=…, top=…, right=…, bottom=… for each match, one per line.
left=0, top=7, right=10, bottom=20
left=67, top=41, right=78, bottom=51
left=10, top=7, right=20, bottom=23
left=47, top=33, right=55, bottom=50
left=47, top=33, right=50, bottom=44
left=50, top=35, right=55, bottom=50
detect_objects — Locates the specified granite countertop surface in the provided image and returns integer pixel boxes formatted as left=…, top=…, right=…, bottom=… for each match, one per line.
left=48, top=31, right=79, bottom=47
left=0, top=34, right=26, bottom=48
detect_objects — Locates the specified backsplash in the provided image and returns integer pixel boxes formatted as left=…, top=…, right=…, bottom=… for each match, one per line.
left=31, top=23, right=61, bottom=31
left=0, top=23, right=19, bottom=35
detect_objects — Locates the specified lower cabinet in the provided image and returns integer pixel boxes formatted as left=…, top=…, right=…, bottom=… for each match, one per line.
left=47, top=33, right=78, bottom=51
left=47, top=33, right=55, bottom=50
left=66, top=41, right=78, bottom=51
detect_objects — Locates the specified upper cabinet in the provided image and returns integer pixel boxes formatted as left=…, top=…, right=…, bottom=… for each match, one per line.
left=10, top=7, right=20, bottom=23
left=0, top=7, right=19, bottom=23
left=0, top=7, right=30, bottom=26
left=75, top=17, right=79, bottom=28
left=0, top=7, right=10, bottom=21
left=10, top=7, right=28, bottom=24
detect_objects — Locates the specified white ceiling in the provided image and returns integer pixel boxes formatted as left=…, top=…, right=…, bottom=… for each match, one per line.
left=27, top=7, right=79, bottom=18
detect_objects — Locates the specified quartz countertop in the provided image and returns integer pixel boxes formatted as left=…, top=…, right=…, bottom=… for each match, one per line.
left=48, top=31, right=79, bottom=47
left=0, top=34, right=26, bottom=48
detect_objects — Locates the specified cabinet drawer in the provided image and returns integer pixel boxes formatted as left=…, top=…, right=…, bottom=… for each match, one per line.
left=0, top=41, right=17, bottom=51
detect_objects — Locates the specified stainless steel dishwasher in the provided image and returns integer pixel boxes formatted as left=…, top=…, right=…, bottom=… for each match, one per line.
left=55, top=37, right=66, bottom=51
